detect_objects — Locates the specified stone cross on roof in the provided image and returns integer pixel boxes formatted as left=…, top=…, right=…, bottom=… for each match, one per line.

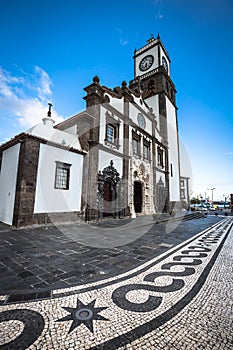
left=47, top=103, right=53, bottom=118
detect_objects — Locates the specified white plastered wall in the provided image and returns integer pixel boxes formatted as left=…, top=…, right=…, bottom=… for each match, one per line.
left=156, top=170, right=166, bottom=185
left=129, top=104, right=152, bottom=135
left=166, top=97, right=180, bottom=202
left=135, top=45, right=159, bottom=77
left=34, top=144, right=83, bottom=213
left=0, top=143, right=20, bottom=225
left=99, top=106, right=124, bottom=154
left=145, top=94, right=160, bottom=130
left=105, top=94, right=124, bottom=114
left=160, top=46, right=170, bottom=76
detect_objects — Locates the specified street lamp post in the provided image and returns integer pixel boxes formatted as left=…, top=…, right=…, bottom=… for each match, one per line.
left=207, top=188, right=215, bottom=203
left=223, top=195, right=229, bottom=209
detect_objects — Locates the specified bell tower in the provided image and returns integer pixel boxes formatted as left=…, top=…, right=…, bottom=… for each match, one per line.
left=129, top=35, right=181, bottom=208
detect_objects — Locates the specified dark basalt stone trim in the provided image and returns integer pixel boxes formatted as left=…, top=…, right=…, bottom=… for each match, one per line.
left=130, top=120, right=154, bottom=140
left=89, top=221, right=232, bottom=350
left=112, top=279, right=184, bottom=312
left=55, top=111, right=94, bottom=130
left=0, top=132, right=25, bottom=152
left=13, top=138, right=40, bottom=228
left=0, top=132, right=86, bottom=156
left=0, top=309, right=45, bottom=350
left=5, top=290, right=51, bottom=304
left=98, top=144, right=131, bottom=159
left=33, top=211, right=82, bottom=226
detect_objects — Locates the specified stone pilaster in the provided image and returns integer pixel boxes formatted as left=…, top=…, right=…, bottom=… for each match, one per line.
left=13, top=137, right=40, bottom=227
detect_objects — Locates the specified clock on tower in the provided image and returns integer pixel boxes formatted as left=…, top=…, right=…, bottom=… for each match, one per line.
left=139, top=55, right=154, bottom=72
left=130, top=34, right=175, bottom=105
left=133, top=34, right=170, bottom=78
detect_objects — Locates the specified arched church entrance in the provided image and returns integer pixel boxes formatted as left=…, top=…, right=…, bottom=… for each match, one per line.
left=103, top=179, right=116, bottom=216
left=134, top=181, right=143, bottom=213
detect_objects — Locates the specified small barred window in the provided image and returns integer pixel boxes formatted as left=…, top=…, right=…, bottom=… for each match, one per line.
left=55, top=162, right=71, bottom=190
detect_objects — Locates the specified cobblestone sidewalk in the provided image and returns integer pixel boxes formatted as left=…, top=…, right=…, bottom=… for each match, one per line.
left=0, top=214, right=224, bottom=294
left=0, top=217, right=232, bottom=349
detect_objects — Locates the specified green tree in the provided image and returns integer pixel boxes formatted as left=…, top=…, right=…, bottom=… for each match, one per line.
left=190, top=197, right=201, bottom=205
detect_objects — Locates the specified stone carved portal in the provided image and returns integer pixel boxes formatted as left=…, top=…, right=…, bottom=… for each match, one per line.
left=98, top=160, right=123, bottom=217
left=132, top=162, right=151, bottom=215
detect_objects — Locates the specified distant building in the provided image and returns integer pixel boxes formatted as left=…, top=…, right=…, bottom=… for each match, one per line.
left=0, top=35, right=190, bottom=227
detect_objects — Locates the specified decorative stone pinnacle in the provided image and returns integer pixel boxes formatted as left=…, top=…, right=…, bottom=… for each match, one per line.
left=47, top=103, right=53, bottom=117
left=93, top=76, right=100, bottom=84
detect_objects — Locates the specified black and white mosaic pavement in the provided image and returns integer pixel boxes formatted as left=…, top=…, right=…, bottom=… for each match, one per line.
left=0, top=217, right=232, bottom=349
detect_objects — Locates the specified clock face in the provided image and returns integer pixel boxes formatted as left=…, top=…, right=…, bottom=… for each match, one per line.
left=139, top=55, right=154, bottom=72
left=137, top=113, right=146, bottom=129
left=162, top=56, right=168, bottom=72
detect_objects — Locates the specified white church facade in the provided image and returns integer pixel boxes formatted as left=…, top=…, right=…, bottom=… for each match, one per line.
left=0, top=36, right=190, bottom=227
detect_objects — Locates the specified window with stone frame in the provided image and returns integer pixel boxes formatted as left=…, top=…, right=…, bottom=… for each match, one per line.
left=55, top=161, right=71, bottom=190
left=181, top=189, right=186, bottom=199
left=180, top=179, right=185, bottom=188
left=143, top=140, right=150, bottom=160
left=105, top=111, right=120, bottom=148
left=132, top=131, right=141, bottom=156
left=157, top=147, right=164, bottom=168
left=132, top=138, right=139, bottom=154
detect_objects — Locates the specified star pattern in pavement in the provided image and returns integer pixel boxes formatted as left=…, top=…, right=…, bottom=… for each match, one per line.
left=56, top=297, right=109, bottom=333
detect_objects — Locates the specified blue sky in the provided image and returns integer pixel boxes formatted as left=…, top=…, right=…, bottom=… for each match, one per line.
left=0, top=0, right=233, bottom=201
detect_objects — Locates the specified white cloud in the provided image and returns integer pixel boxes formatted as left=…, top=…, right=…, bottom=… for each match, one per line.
left=0, top=66, right=64, bottom=129
left=120, top=38, right=129, bottom=46
left=35, top=66, right=52, bottom=100
left=116, top=28, right=129, bottom=46
left=154, top=0, right=164, bottom=19
left=17, top=98, right=63, bottom=128
left=0, top=68, right=21, bottom=97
